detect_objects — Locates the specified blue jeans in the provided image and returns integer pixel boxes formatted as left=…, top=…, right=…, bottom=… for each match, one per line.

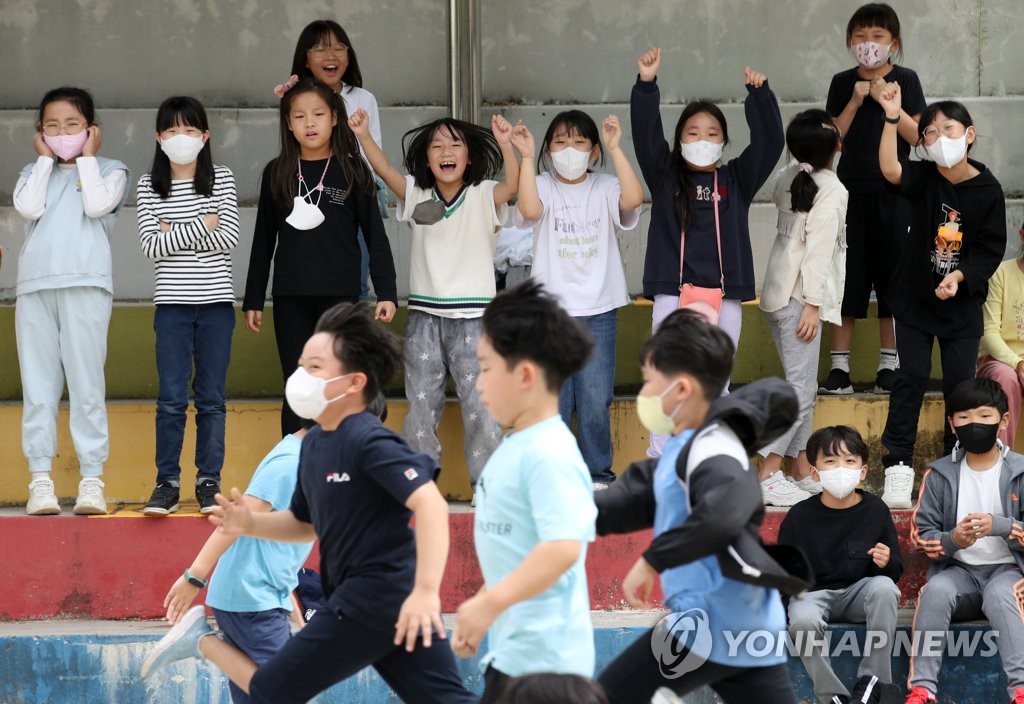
left=154, top=303, right=234, bottom=484
left=212, top=607, right=292, bottom=704
left=559, top=309, right=617, bottom=483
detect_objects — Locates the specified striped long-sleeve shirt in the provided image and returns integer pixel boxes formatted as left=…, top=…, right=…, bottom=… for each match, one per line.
left=137, top=165, right=239, bottom=304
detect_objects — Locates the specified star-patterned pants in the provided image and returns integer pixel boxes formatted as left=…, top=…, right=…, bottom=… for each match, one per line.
left=402, top=311, right=501, bottom=485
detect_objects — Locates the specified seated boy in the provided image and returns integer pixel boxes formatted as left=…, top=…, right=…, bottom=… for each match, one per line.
left=595, top=309, right=809, bottom=704
left=778, top=425, right=903, bottom=704
left=451, top=280, right=597, bottom=703
left=907, top=378, right=1024, bottom=704
left=141, top=302, right=474, bottom=704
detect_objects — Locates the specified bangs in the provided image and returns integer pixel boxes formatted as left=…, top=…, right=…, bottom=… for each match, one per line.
left=156, top=97, right=208, bottom=133
left=847, top=4, right=899, bottom=38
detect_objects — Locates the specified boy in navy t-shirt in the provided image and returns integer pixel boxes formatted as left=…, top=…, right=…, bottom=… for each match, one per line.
left=451, top=281, right=597, bottom=703
left=141, top=303, right=474, bottom=704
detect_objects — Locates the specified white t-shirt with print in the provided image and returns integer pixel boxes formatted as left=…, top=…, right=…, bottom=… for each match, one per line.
left=954, top=456, right=1015, bottom=565
left=513, top=171, right=638, bottom=317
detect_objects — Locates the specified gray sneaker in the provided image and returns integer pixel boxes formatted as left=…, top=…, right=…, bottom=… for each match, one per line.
left=140, top=605, right=213, bottom=679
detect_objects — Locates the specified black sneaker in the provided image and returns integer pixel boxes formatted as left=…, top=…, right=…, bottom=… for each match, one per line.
left=850, top=675, right=881, bottom=704
left=819, top=368, right=854, bottom=395
left=874, top=368, right=897, bottom=394
left=195, top=479, right=220, bottom=515
left=143, top=483, right=180, bottom=516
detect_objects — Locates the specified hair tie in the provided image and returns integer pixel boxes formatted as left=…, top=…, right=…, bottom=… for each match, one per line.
left=797, top=162, right=814, bottom=174
left=273, top=74, right=300, bottom=99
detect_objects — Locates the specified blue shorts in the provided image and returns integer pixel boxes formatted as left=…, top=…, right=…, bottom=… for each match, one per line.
left=212, top=607, right=292, bottom=704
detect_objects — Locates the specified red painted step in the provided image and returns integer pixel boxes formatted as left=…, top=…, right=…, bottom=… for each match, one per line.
left=0, top=508, right=925, bottom=621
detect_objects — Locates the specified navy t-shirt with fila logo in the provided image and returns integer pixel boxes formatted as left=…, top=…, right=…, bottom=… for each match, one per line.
left=289, top=411, right=438, bottom=633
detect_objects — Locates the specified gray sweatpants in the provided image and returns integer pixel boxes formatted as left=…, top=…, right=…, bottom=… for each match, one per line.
left=788, top=575, right=901, bottom=703
left=759, top=298, right=820, bottom=459
left=910, top=561, right=1024, bottom=699
left=401, top=311, right=501, bottom=485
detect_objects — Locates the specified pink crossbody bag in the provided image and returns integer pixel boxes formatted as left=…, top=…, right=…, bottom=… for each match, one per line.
left=677, top=169, right=725, bottom=324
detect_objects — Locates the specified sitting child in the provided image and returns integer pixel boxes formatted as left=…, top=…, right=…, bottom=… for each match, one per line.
left=907, top=378, right=1024, bottom=704
left=778, top=425, right=903, bottom=704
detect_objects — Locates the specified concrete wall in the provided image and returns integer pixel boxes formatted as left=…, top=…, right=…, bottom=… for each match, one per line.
left=1, top=0, right=1023, bottom=302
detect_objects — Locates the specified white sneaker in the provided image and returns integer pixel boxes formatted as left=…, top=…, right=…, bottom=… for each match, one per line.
left=791, top=475, right=823, bottom=495
left=882, top=463, right=914, bottom=509
left=26, top=476, right=61, bottom=515
left=761, top=471, right=813, bottom=507
left=73, top=478, right=108, bottom=515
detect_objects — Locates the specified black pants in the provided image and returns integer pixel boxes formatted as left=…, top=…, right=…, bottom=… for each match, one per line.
left=841, top=189, right=910, bottom=319
left=881, top=319, right=980, bottom=466
left=248, top=609, right=476, bottom=704
left=479, top=665, right=510, bottom=704
left=597, top=628, right=797, bottom=704
left=271, top=295, right=358, bottom=435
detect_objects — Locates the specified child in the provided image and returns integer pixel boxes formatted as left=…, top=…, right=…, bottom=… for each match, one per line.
left=907, top=378, right=1024, bottom=704
left=821, top=2, right=926, bottom=397
left=876, top=86, right=1007, bottom=509
left=631, top=47, right=783, bottom=457
left=136, top=96, right=240, bottom=516
left=497, top=673, right=609, bottom=704
left=278, top=18, right=389, bottom=300
left=161, top=420, right=316, bottom=704
left=758, top=111, right=848, bottom=507
left=450, top=281, right=597, bottom=702
left=778, top=426, right=903, bottom=704
left=13, top=87, right=129, bottom=516
left=595, top=309, right=807, bottom=704
left=977, top=223, right=1024, bottom=449
left=242, top=78, right=398, bottom=437
left=141, top=302, right=474, bottom=704
left=510, top=112, right=643, bottom=488
left=349, top=107, right=519, bottom=488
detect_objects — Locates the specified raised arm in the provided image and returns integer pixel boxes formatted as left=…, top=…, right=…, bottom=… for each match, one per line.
left=877, top=82, right=903, bottom=185
left=603, top=115, right=644, bottom=211
left=491, top=114, right=520, bottom=207
left=630, top=47, right=674, bottom=189
left=349, top=108, right=406, bottom=199
left=733, top=67, right=785, bottom=202
left=510, top=121, right=542, bottom=221
left=869, top=76, right=922, bottom=145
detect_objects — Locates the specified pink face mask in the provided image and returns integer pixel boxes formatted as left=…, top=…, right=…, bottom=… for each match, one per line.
left=43, top=130, right=89, bottom=161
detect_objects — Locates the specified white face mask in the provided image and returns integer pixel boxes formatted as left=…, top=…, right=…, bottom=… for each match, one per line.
left=816, top=467, right=863, bottom=500
left=286, top=196, right=326, bottom=230
left=852, top=40, right=893, bottom=70
left=925, top=134, right=969, bottom=169
left=680, top=140, right=723, bottom=168
left=636, top=378, right=683, bottom=435
left=285, top=368, right=352, bottom=420
left=160, top=134, right=206, bottom=165
left=550, top=147, right=591, bottom=181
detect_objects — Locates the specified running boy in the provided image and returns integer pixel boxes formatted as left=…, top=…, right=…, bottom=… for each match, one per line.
left=595, top=309, right=807, bottom=704
left=779, top=425, right=903, bottom=704
left=907, top=378, right=1024, bottom=704
left=452, top=281, right=597, bottom=703
left=141, top=303, right=474, bottom=704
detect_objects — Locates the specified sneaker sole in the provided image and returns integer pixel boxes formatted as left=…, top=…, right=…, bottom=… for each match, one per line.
left=198, top=505, right=215, bottom=515
left=818, top=386, right=854, bottom=395
left=26, top=504, right=61, bottom=516
left=762, top=494, right=811, bottom=507
left=143, top=504, right=180, bottom=516
left=140, top=606, right=207, bottom=679
left=73, top=502, right=108, bottom=516
left=872, top=385, right=892, bottom=394
left=882, top=497, right=912, bottom=509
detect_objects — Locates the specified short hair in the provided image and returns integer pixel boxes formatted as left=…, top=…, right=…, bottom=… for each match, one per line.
left=918, top=101, right=975, bottom=152
left=402, top=118, right=503, bottom=189
left=314, top=303, right=402, bottom=402
left=481, top=280, right=593, bottom=393
left=806, top=425, right=869, bottom=466
left=640, top=309, right=734, bottom=399
left=497, top=673, right=609, bottom=704
left=538, top=110, right=604, bottom=174
left=948, top=377, right=1008, bottom=417
left=846, top=3, right=904, bottom=62
left=38, top=86, right=96, bottom=126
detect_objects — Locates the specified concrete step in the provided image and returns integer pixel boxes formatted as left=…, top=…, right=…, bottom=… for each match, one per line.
left=0, top=614, right=1007, bottom=704
left=0, top=507, right=931, bottom=622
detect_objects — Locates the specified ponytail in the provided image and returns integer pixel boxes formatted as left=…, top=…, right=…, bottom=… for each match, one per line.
left=784, top=109, right=840, bottom=213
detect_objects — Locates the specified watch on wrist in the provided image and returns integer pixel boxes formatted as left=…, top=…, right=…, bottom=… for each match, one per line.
left=883, top=114, right=900, bottom=124
left=184, top=569, right=208, bottom=589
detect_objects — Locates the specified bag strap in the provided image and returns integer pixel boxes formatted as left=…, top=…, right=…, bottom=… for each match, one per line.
left=678, top=169, right=725, bottom=293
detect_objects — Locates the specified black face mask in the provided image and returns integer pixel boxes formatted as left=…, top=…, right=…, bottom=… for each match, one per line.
left=954, top=421, right=1001, bottom=455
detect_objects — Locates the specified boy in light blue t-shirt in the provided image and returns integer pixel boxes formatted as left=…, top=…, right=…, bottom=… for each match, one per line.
left=452, top=281, right=597, bottom=704
left=161, top=421, right=316, bottom=704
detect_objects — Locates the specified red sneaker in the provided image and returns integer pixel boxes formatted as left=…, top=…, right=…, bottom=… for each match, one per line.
left=904, top=687, right=937, bottom=704
left=1013, top=688, right=1024, bottom=704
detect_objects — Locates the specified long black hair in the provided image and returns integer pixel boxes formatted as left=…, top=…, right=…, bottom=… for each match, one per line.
left=670, top=101, right=729, bottom=228
left=538, top=110, right=604, bottom=174
left=785, top=109, right=841, bottom=213
left=150, top=96, right=214, bottom=199
left=402, top=118, right=502, bottom=189
left=269, top=78, right=373, bottom=206
left=289, top=19, right=363, bottom=91
left=38, top=86, right=95, bottom=126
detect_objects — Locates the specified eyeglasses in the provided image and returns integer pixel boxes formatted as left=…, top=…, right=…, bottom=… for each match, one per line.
left=922, top=121, right=965, bottom=143
left=308, top=43, right=348, bottom=57
left=41, top=121, right=85, bottom=137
